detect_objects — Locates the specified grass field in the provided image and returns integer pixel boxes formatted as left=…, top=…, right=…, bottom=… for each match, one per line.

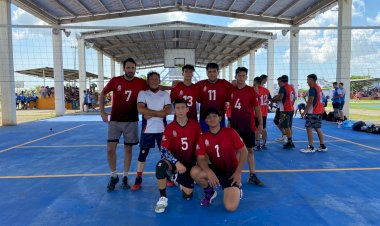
left=1, top=100, right=379, bottom=125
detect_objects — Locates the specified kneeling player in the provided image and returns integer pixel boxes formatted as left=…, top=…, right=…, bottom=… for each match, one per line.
left=154, top=98, right=201, bottom=213
left=191, top=108, right=248, bottom=212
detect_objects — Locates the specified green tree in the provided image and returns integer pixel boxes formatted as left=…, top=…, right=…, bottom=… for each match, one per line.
left=350, top=75, right=373, bottom=92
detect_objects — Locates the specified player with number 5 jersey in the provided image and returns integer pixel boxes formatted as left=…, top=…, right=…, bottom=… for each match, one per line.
left=154, top=98, right=201, bottom=213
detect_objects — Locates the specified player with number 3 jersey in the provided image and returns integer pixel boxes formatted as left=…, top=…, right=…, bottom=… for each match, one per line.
left=170, top=65, right=198, bottom=121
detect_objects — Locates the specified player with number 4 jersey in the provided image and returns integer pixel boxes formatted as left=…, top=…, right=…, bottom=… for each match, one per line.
left=229, top=67, right=264, bottom=186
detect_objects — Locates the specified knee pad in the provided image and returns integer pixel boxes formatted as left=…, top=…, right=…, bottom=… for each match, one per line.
left=138, top=148, right=150, bottom=162
left=155, top=160, right=169, bottom=180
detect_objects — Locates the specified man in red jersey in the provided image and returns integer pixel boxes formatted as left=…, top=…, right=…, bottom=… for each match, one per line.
left=154, top=98, right=201, bottom=213
left=300, top=74, right=328, bottom=153
left=196, top=63, right=234, bottom=132
left=253, top=76, right=272, bottom=150
left=191, top=108, right=248, bottom=212
left=170, top=64, right=198, bottom=121
left=99, top=58, right=149, bottom=191
left=271, top=75, right=297, bottom=149
left=229, top=67, right=264, bottom=186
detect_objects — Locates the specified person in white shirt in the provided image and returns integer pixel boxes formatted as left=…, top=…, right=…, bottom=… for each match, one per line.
left=132, top=71, right=172, bottom=190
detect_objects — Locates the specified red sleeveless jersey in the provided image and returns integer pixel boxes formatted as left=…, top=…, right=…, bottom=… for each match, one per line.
left=307, top=84, right=325, bottom=114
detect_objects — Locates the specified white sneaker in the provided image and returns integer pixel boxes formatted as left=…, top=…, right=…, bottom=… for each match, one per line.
left=155, top=196, right=168, bottom=213
left=275, top=136, right=288, bottom=143
left=300, top=145, right=315, bottom=153
left=316, top=146, right=328, bottom=152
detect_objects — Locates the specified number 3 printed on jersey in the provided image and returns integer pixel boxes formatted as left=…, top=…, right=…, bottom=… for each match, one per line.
left=182, top=96, right=193, bottom=107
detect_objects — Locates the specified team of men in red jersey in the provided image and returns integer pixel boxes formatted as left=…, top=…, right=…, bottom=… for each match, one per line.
left=99, top=58, right=326, bottom=213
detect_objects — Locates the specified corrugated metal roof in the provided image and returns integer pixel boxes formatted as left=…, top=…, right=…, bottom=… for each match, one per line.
left=12, top=0, right=337, bottom=25
left=81, top=21, right=271, bottom=68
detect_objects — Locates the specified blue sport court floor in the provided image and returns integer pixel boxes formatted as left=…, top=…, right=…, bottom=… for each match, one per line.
left=0, top=114, right=380, bottom=226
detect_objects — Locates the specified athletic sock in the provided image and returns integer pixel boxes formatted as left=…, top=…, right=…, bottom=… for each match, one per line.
left=111, top=171, right=118, bottom=178
left=137, top=172, right=142, bottom=178
left=123, top=172, right=128, bottom=177
left=159, top=189, right=167, bottom=198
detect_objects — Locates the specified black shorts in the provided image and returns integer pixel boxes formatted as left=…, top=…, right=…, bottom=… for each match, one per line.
left=280, top=111, right=294, bottom=129
left=274, top=109, right=280, bottom=125
left=210, top=165, right=241, bottom=189
left=140, top=133, right=163, bottom=149
left=238, top=132, right=255, bottom=149
left=339, top=101, right=345, bottom=110
left=332, top=102, right=340, bottom=109
left=255, top=116, right=267, bottom=129
left=167, top=162, right=194, bottom=189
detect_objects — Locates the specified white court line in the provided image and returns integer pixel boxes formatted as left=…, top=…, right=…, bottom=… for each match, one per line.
left=0, top=124, right=86, bottom=153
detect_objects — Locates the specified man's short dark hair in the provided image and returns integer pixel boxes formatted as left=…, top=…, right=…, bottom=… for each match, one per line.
left=339, top=82, right=344, bottom=86
left=333, top=82, right=338, bottom=85
left=281, top=75, right=289, bottom=83
left=235, top=67, right=248, bottom=75
left=147, top=71, right=160, bottom=80
left=173, top=98, right=188, bottom=108
left=123, top=58, right=137, bottom=68
left=307, top=74, right=318, bottom=81
left=206, top=63, right=219, bottom=71
left=277, top=76, right=283, bottom=81
left=260, top=74, right=268, bottom=80
left=205, top=108, right=222, bottom=117
left=254, top=77, right=262, bottom=84
left=182, top=64, right=195, bottom=73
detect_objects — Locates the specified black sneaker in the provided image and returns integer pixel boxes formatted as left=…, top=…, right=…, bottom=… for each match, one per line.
left=121, top=176, right=131, bottom=189
left=248, top=174, right=264, bottom=186
left=107, top=176, right=119, bottom=191
left=283, top=142, right=295, bottom=149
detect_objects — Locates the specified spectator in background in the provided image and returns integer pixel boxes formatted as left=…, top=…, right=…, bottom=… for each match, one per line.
left=338, top=82, right=346, bottom=122
left=19, top=91, right=26, bottom=110
left=47, top=86, right=51, bottom=97
left=41, top=86, right=47, bottom=98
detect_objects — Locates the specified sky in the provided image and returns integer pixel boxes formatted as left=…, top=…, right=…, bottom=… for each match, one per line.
left=9, top=0, right=380, bottom=90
